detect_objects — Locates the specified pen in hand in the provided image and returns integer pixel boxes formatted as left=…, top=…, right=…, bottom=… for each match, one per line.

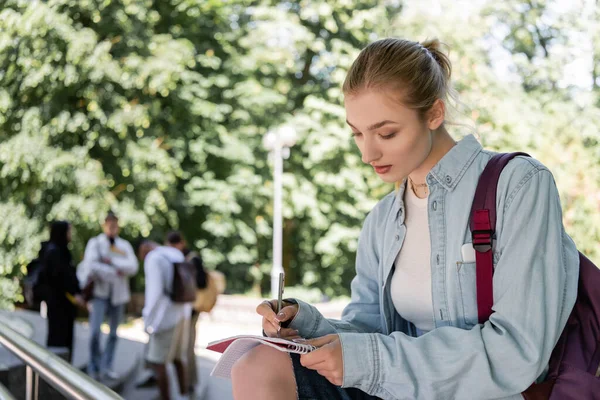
left=276, top=272, right=284, bottom=337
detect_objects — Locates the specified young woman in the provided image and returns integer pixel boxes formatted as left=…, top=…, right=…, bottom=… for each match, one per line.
left=231, top=38, right=580, bottom=400
left=43, top=220, right=84, bottom=362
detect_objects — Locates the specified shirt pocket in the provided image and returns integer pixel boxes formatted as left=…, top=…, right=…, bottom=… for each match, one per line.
left=456, top=251, right=502, bottom=328
left=456, top=261, right=479, bottom=327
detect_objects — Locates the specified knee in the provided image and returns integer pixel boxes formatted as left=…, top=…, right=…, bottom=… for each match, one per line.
left=231, top=345, right=293, bottom=387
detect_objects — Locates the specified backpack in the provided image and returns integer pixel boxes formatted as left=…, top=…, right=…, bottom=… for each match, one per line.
left=23, top=258, right=45, bottom=306
left=471, top=152, right=600, bottom=399
left=169, top=261, right=197, bottom=303
left=23, top=243, right=55, bottom=306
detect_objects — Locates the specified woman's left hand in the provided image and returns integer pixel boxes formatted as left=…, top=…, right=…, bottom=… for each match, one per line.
left=300, top=334, right=344, bottom=386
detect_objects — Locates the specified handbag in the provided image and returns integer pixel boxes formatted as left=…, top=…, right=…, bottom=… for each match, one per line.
left=82, top=278, right=95, bottom=302
left=193, top=270, right=225, bottom=313
left=81, top=237, right=102, bottom=302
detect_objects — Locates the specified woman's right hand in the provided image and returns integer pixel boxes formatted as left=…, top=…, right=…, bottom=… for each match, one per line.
left=256, top=299, right=299, bottom=338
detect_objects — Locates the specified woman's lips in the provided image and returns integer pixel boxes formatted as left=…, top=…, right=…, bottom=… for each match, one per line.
left=373, top=165, right=392, bottom=174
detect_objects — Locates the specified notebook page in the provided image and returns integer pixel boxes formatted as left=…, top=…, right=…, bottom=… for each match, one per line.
left=211, top=338, right=262, bottom=378
left=210, top=337, right=316, bottom=378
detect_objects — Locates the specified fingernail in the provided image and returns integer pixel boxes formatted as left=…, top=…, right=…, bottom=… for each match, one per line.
left=292, top=338, right=306, bottom=343
left=276, top=312, right=285, bottom=320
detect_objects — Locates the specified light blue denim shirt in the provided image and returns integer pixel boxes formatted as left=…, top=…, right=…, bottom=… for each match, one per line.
left=289, top=134, right=580, bottom=400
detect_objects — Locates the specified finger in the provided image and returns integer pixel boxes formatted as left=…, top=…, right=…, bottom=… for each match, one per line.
left=285, top=334, right=302, bottom=340
left=304, top=358, right=328, bottom=371
left=325, top=375, right=343, bottom=386
left=263, top=325, right=280, bottom=337
left=262, top=319, right=281, bottom=336
left=317, top=369, right=338, bottom=378
left=274, top=304, right=297, bottom=323
left=278, top=328, right=299, bottom=338
left=257, top=301, right=281, bottom=328
left=300, top=348, right=329, bottom=368
left=264, top=317, right=281, bottom=331
left=305, top=334, right=337, bottom=348
left=256, top=300, right=276, bottom=317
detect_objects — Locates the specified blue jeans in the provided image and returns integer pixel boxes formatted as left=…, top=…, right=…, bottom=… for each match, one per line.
left=87, top=298, right=124, bottom=374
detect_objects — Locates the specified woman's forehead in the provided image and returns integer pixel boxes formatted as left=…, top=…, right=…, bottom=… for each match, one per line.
left=345, top=90, right=414, bottom=128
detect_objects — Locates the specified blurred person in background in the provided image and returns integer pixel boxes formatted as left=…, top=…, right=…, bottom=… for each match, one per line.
left=43, top=220, right=84, bottom=362
left=134, top=239, right=160, bottom=390
left=80, top=211, right=138, bottom=380
left=143, top=231, right=191, bottom=400
left=182, top=247, right=208, bottom=395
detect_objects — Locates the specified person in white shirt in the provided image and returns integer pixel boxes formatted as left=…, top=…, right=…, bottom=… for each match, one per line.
left=142, top=232, right=191, bottom=400
left=80, top=211, right=138, bottom=380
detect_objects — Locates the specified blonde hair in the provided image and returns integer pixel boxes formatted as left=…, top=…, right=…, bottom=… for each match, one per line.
left=343, top=38, right=455, bottom=123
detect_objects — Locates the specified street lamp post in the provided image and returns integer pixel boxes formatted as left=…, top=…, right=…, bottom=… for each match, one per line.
left=263, top=126, right=297, bottom=299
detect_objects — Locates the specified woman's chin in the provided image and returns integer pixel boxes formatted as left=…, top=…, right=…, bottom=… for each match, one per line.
left=378, top=175, right=400, bottom=184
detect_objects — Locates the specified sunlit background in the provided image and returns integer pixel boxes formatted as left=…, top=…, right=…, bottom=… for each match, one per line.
left=0, top=0, right=599, bottom=398
left=0, top=0, right=598, bottom=308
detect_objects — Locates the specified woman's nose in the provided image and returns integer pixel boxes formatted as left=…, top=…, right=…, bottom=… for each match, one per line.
left=361, top=139, right=382, bottom=164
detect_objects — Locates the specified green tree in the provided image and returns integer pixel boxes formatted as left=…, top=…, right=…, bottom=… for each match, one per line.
left=0, top=0, right=402, bottom=307
left=1, top=0, right=598, bottom=310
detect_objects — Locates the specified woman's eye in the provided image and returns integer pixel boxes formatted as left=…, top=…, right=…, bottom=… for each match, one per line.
left=380, top=132, right=397, bottom=140
left=351, top=131, right=362, bottom=138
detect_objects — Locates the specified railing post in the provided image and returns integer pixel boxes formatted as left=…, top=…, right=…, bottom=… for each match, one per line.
left=33, top=371, right=39, bottom=400
left=25, top=366, right=38, bottom=400
left=25, top=366, right=32, bottom=400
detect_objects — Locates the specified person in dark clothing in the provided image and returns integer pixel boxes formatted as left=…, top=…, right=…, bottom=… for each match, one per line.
left=182, top=247, right=207, bottom=394
left=43, top=220, right=84, bottom=362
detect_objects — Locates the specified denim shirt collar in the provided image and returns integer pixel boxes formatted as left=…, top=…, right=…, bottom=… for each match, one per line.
left=393, top=134, right=482, bottom=222
left=429, top=134, right=482, bottom=190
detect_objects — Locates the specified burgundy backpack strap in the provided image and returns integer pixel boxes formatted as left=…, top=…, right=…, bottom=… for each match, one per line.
left=470, top=152, right=530, bottom=323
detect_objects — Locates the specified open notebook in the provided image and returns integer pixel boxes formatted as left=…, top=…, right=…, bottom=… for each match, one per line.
left=207, top=335, right=316, bottom=379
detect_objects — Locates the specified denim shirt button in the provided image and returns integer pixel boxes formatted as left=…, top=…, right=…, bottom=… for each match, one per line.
left=445, top=175, right=452, bottom=184
left=432, top=201, right=437, bottom=211
left=395, top=234, right=400, bottom=241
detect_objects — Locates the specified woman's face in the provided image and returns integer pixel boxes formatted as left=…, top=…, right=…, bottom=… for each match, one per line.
left=344, top=90, right=437, bottom=184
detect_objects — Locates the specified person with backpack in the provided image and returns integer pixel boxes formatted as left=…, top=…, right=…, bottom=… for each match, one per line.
left=231, top=38, right=590, bottom=400
left=80, top=211, right=138, bottom=380
left=43, top=220, right=84, bottom=363
left=142, top=231, right=193, bottom=400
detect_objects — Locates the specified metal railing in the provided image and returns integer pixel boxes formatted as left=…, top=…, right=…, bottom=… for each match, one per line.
left=0, top=322, right=123, bottom=400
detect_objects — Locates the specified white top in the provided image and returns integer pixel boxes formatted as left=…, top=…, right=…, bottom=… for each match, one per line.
left=390, top=184, right=435, bottom=332
left=78, top=234, right=138, bottom=306
left=142, top=246, right=190, bottom=334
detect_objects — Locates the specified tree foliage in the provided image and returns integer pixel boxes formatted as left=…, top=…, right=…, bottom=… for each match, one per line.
left=0, top=0, right=598, bottom=308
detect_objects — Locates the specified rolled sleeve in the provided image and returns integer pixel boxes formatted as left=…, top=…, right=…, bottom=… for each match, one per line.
left=339, top=332, right=378, bottom=391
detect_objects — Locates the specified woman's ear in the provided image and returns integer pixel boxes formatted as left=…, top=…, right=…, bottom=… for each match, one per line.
left=427, top=99, right=445, bottom=130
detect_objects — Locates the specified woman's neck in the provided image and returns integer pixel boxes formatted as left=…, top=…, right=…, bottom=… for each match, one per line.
left=409, top=126, right=456, bottom=186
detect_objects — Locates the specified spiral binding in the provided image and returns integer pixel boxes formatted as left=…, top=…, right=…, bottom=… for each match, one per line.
left=286, top=343, right=316, bottom=354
